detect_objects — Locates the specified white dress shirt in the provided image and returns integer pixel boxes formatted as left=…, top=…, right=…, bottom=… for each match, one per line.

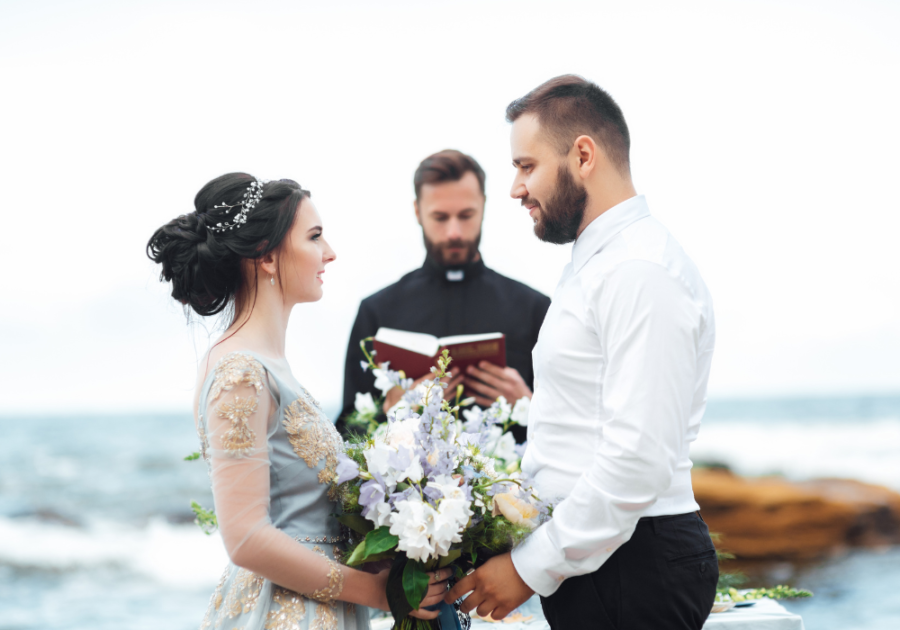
left=511, top=195, right=715, bottom=597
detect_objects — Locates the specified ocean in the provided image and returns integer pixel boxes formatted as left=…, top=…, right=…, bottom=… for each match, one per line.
left=1, top=395, right=898, bottom=629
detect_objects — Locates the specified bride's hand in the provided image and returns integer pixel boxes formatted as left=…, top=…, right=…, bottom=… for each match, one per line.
left=409, top=568, right=454, bottom=620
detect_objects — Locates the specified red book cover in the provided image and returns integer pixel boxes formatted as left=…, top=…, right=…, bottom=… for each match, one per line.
left=371, top=328, right=506, bottom=380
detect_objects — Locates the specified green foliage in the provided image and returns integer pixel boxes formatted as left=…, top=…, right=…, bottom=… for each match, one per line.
left=336, top=513, right=373, bottom=535
left=365, top=526, right=401, bottom=556
left=718, top=586, right=813, bottom=601
left=340, top=484, right=362, bottom=514
left=184, top=451, right=201, bottom=461
left=717, top=571, right=747, bottom=591
left=386, top=555, right=414, bottom=620
left=190, top=501, right=218, bottom=535
left=402, top=559, right=430, bottom=610
left=344, top=527, right=399, bottom=566
left=712, top=532, right=812, bottom=600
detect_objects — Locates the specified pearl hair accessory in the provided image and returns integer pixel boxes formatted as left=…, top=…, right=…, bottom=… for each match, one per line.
left=208, top=178, right=267, bottom=233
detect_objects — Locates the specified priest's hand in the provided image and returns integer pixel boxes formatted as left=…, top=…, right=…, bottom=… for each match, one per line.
left=382, top=371, right=465, bottom=413
left=445, top=552, right=534, bottom=620
left=463, top=362, right=532, bottom=406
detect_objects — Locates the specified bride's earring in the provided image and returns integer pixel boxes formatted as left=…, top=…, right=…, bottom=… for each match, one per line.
left=270, top=275, right=276, bottom=286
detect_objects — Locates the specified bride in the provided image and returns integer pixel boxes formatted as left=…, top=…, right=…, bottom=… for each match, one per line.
left=147, top=174, right=451, bottom=629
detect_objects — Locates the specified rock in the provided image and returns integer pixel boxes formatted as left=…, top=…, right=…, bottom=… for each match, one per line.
left=692, top=468, right=900, bottom=560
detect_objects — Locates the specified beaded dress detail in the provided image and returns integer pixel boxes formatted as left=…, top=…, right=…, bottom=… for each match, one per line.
left=196, top=352, right=367, bottom=630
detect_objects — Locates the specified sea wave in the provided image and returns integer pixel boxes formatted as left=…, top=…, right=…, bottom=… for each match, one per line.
left=692, top=417, right=900, bottom=490
left=0, top=516, right=228, bottom=587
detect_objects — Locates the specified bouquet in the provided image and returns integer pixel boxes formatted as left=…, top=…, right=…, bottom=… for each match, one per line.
left=332, top=342, right=550, bottom=629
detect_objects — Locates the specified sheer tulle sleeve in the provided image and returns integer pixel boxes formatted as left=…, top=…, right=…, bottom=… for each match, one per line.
left=199, top=353, right=345, bottom=602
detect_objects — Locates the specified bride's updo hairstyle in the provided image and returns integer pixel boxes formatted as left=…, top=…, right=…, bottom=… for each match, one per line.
left=147, top=173, right=309, bottom=320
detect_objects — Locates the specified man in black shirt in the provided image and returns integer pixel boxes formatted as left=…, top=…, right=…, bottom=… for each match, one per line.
left=339, top=149, right=551, bottom=441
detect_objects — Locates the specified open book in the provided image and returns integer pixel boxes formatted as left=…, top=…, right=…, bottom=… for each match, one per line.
left=372, top=328, right=506, bottom=379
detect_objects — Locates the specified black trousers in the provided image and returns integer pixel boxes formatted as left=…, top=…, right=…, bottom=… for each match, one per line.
left=540, top=512, right=718, bottom=630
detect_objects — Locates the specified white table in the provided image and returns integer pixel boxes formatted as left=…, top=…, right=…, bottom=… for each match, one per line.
left=371, top=596, right=805, bottom=630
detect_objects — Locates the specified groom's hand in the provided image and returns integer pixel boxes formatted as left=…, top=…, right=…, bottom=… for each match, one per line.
left=445, top=552, right=534, bottom=620
left=463, top=362, right=531, bottom=407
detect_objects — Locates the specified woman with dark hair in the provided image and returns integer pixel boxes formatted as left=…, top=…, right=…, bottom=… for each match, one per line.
left=148, top=173, right=449, bottom=629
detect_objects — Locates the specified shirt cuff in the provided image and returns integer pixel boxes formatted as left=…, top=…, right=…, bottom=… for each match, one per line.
left=510, top=525, right=564, bottom=598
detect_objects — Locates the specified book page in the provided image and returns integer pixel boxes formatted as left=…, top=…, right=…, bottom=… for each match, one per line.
left=374, top=328, right=441, bottom=357
left=438, top=332, right=504, bottom=346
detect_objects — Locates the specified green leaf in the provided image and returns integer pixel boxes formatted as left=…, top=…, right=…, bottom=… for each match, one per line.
left=189, top=500, right=217, bottom=535
left=364, top=526, right=399, bottom=557
left=402, top=558, right=430, bottom=610
left=438, top=548, right=461, bottom=569
left=337, top=513, right=374, bottom=535
left=344, top=541, right=368, bottom=567
left=184, top=452, right=201, bottom=461
left=386, top=555, right=414, bottom=620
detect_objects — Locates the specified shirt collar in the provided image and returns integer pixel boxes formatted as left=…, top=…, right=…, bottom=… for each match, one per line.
left=422, top=254, right=486, bottom=283
left=571, top=195, right=650, bottom=273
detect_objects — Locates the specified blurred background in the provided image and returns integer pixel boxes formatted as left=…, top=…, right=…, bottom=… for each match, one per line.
left=0, top=0, right=897, bottom=628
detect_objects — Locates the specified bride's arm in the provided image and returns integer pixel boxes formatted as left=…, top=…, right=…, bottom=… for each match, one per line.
left=202, top=356, right=446, bottom=616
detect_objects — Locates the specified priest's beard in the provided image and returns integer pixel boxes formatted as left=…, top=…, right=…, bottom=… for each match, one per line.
left=423, top=232, right=482, bottom=267
left=529, top=164, right=589, bottom=244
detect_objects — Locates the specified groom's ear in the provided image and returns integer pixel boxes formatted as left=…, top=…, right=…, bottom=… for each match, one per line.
left=414, top=200, right=423, bottom=225
left=573, top=134, right=599, bottom=180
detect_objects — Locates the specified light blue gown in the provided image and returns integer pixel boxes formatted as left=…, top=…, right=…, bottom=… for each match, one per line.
left=195, top=351, right=369, bottom=630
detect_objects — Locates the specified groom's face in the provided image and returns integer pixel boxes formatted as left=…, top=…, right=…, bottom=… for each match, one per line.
left=510, top=113, right=588, bottom=244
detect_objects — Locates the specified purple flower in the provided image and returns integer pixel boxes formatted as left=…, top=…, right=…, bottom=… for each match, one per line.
left=359, top=478, right=386, bottom=510
left=334, top=452, right=360, bottom=484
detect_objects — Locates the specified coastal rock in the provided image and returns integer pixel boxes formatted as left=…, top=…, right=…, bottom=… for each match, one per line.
left=692, top=468, right=900, bottom=559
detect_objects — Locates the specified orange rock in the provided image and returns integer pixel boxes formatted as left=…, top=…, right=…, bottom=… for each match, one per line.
left=692, top=468, right=900, bottom=560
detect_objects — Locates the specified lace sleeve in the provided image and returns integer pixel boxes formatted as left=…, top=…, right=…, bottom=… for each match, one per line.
left=200, top=352, right=348, bottom=602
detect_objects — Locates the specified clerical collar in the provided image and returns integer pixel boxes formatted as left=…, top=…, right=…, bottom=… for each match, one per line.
left=423, top=255, right=486, bottom=283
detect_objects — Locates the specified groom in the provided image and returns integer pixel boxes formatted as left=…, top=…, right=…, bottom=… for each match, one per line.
left=446, top=75, right=719, bottom=629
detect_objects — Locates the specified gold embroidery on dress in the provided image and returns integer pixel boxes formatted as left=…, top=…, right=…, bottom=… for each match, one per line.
left=283, top=394, right=342, bottom=488
left=210, top=353, right=265, bottom=402
left=264, top=587, right=307, bottom=629
left=310, top=602, right=338, bottom=630
left=200, top=566, right=229, bottom=629
left=197, top=418, right=211, bottom=461
left=217, top=395, right=258, bottom=456
left=345, top=602, right=356, bottom=616
left=222, top=568, right=265, bottom=618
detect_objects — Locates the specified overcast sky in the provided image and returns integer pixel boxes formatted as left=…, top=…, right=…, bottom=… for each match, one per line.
left=1, top=0, right=898, bottom=415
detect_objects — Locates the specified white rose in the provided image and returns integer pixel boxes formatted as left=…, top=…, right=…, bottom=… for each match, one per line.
left=371, top=368, right=395, bottom=395
left=492, top=492, right=539, bottom=529
left=491, top=431, right=518, bottom=463
left=390, top=498, right=437, bottom=563
left=385, top=417, right=419, bottom=448
left=367, top=501, right=394, bottom=528
left=510, top=397, right=531, bottom=426
left=354, top=392, right=378, bottom=415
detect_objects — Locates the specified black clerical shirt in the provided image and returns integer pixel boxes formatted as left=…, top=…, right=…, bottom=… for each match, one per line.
left=339, top=256, right=551, bottom=441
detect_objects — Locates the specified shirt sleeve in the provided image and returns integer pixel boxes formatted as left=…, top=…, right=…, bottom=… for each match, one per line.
left=337, top=300, right=381, bottom=434
left=201, top=353, right=344, bottom=602
left=511, top=260, right=700, bottom=596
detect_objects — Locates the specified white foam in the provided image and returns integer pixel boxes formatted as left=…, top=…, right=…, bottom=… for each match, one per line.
left=691, top=418, right=900, bottom=490
left=0, top=516, right=229, bottom=587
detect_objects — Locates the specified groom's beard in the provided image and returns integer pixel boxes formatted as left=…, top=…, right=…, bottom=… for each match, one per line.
left=526, top=164, right=588, bottom=245
left=423, top=232, right=481, bottom=266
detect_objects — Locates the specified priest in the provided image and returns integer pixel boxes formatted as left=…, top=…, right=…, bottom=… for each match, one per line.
left=338, top=149, right=551, bottom=441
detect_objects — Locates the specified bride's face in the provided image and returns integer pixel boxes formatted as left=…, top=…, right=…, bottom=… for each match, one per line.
left=279, top=197, right=336, bottom=303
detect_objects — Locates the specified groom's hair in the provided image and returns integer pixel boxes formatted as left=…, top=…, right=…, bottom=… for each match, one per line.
left=506, top=75, right=631, bottom=174
left=414, top=149, right=486, bottom=201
